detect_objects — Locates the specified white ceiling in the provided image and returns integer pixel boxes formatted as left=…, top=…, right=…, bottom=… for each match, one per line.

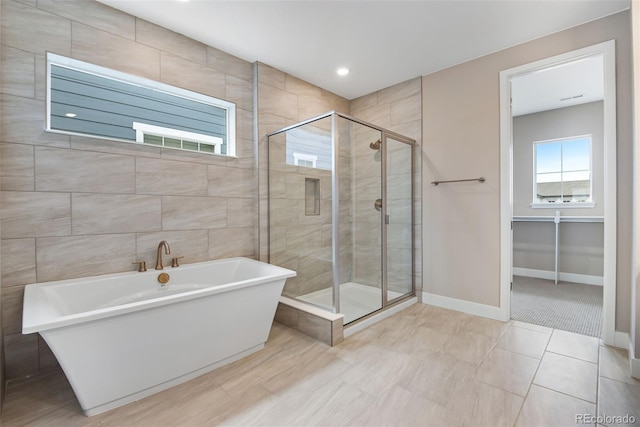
left=98, top=0, right=629, bottom=101
left=511, top=55, right=604, bottom=116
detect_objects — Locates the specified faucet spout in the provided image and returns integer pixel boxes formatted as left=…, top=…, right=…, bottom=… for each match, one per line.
left=155, top=241, right=171, bottom=270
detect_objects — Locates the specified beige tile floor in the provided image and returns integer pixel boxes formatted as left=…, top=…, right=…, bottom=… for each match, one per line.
left=2, top=304, right=639, bottom=426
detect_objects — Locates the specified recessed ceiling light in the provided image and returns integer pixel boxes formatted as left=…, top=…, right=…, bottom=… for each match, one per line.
left=65, top=113, right=77, bottom=118
left=336, top=67, right=349, bottom=76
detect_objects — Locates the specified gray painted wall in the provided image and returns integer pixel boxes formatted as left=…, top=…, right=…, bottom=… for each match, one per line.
left=512, top=102, right=605, bottom=278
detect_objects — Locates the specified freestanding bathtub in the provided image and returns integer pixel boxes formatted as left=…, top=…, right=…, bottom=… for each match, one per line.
left=22, top=257, right=296, bottom=416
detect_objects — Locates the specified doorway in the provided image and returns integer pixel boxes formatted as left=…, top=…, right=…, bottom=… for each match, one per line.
left=499, top=41, right=617, bottom=344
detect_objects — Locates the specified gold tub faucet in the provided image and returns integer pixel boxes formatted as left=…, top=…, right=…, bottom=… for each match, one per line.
left=155, top=241, right=171, bottom=270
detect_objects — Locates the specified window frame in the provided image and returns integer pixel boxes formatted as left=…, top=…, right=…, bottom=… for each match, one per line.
left=45, top=53, right=236, bottom=157
left=531, top=135, right=595, bottom=209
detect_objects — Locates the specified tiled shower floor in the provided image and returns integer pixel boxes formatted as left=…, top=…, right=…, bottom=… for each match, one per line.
left=297, top=282, right=403, bottom=324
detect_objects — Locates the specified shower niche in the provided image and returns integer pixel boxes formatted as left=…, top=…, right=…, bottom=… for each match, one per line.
left=267, top=112, right=415, bottom=327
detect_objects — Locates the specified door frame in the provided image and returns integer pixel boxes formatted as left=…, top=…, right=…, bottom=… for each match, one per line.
left=381, top=132, right=417, bottom=308
left=498, top=40, right=617, bottom=345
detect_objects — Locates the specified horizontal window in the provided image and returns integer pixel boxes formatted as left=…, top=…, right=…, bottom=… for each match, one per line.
left=46, top=53, right=236, bottom=157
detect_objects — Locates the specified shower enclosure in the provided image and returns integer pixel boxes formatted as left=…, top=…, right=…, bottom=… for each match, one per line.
left=267, top=112, right=415, bottom=325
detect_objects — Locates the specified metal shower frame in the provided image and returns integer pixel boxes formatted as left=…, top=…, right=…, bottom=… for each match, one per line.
left=267, top=111, right=416, bottom=321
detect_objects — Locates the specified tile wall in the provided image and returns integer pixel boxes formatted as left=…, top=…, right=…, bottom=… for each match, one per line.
left=267, top=117, right=334, bottom=298
left=0, top=0, right=256, bottom=379
left=0, top=0, right=423, bottom=383
left=350, top=78, right=423, bottom=296
left=256, top=63, right=349, bottom=270
left=258, top=67, right=423, bottom=301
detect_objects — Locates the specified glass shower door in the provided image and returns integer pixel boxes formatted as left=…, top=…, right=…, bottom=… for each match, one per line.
left=268, top=112, right=416, bottom=326
left=384, top=135, right=414, bottom=301
left=338, top=117, right=383, bottom=324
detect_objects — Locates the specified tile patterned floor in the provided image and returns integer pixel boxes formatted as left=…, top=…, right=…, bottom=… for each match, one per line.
left=2, top=303, right=639, bottom=426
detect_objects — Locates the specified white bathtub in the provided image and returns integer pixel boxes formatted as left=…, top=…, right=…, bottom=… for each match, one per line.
left=22, top=257, right=296, bottom=416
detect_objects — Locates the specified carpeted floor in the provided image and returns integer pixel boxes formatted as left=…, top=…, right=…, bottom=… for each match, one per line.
left=511, top=275, right=603, bottom=337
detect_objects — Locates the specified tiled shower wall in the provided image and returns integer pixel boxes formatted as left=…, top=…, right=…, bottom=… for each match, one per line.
left=256, top=63, right=351, bottom=300
left=350, top=78, right=423, bottom=296
left=0, top=0, right=256, bottom=379
left=267, top=119, right=334, bottom=298
left=259, top=73, right=423, bottom=300
left=256, top=63, right=349, bottom=276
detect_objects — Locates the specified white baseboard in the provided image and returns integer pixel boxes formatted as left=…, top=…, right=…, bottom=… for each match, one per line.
left=632, top=355, right=640, bottom=380
left=513, top=267, right=603, bottom=286
left=422, top=292, right=505, bottom=322
left=612, top=331, right=640, bottom=379
left=626, top=334, right=640, bottom=379
left=615, top=331, right=630, bottom=349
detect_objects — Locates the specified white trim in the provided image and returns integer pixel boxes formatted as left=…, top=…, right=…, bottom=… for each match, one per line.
left=344, top=297, right=417, bottom=338
left=422, top=292, right=506, bottom=322
left=532, top=135, right=594, bottom=206
left=615, top=331, right=640, bottom=379
left=513, top=267, right=603, bottom=286
left=631, top=350, right=640, bottom=380
left=615, top=330, right=630, bottom=349
left=513, top=215, right=604, bottom=223
left=531, top=202, right=596, bottom=209
left=499, top=57, right=514, bottom=323
left=499, top=40, right=617, bottom=345
left=632, top=357, right=640, bottom=380
left=631, top=0, right=640, bottom=383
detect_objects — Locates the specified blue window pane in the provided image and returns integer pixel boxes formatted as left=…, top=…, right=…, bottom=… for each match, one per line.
left=535, top=142, right=561, bottom=174
left=562, top=138, right=590, bottom=172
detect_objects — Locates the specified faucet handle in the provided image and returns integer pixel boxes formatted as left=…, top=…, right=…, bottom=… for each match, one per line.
left=171, top=256, right=184, bottom=268
left=132, top=260, right=147, bottom=272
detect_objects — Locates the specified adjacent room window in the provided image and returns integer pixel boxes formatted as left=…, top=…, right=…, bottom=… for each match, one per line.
left=46, top=53, right=236, bottom=156
left=293, top=152, right=318, bottom=168
left=533, top=135, right=593, bottom=206
left=285, top=125, right=332, bottom=170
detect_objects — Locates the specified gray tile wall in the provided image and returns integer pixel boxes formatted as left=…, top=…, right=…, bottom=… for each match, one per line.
left=0, top=0, right=256, bottom=379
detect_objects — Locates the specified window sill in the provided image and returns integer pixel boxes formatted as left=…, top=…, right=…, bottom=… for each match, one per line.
left=530, top=202, right=596, bottom=209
